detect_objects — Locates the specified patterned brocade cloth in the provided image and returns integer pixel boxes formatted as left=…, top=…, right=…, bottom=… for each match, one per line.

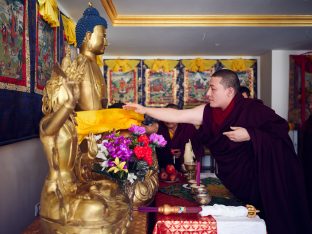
left=153, top=215, right=217, bottom=234
left=153, top=179, right=218, bottom=234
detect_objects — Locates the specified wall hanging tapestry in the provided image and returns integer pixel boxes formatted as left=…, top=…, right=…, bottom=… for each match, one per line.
left=182, top=59, right=216, bottom=107
left=0, top=0, right=44, bottom=146
left=288, top=55, right=312, bottom=127
left=144, top=60, right=179, bottom=107
left=105, top=59, right=140, bottom=105
left=220, top=59, right=257, bottom=98
left=35, top=8, right=56, bottom=94
left=0, top=0, right=30, bottom=92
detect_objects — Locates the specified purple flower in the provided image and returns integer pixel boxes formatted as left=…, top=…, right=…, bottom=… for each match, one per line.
left=128, top=124, right=146, bottom=135
left=149, top=133, right=167, bottom=147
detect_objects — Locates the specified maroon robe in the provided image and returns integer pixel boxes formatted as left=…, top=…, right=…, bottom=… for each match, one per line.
left=302, top=115, right=312, bottom=216
left=156, top=122, right=204, bottom=171
left=198, top=94, right=312, bottom=234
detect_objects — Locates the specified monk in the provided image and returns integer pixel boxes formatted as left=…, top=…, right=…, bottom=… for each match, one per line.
left=124, top=69, right=312, bottom=234
left=301, top=93, right=312, bottom=217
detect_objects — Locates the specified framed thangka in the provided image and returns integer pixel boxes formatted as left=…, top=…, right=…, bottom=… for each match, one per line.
left=144, top=60, right=179, bottom=107
left=105, top=59, right=140, bottom=105
left=107, top=71, right=138, bottom=105
left=183, top=70, right=215, bottom=106
left=35, top=10, right=56, bottom=94
left=145, top=70, right=178, bottom=107
left=0, top=0, right=30, bottom=92
left=220, top=59, right=257, bottom=98
left=237, top=68, right=255, bottom=98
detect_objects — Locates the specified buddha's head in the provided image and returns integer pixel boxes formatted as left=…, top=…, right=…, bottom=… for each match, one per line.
left=75, top=5, right=108, bottom=55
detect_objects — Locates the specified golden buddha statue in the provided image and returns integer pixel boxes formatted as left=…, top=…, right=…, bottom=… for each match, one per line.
left=38, top=5, right=131, bottom=232
left=74, top=4, right=108, bottom=111
left=39, top=64, right=130, bottom=233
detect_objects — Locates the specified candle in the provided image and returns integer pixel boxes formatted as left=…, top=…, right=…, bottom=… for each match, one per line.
left=184, top=140, right=195, bottom=164
left=196, top=161, right=200, bottom=186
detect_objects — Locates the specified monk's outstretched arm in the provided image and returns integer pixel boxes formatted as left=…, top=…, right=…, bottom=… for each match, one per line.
left=123, top=103, right=205, bottom=126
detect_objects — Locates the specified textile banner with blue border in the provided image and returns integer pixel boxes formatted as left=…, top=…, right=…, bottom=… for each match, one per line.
left=0, top=0, right=56, bottom=146
left=104, top=59, right=141, bottom=106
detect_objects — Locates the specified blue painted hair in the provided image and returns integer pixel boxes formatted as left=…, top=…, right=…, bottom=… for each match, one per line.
left=75, top=6, right=107, bottom=48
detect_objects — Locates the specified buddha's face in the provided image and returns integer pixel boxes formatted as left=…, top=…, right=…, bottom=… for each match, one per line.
left=88, top=25, right=108, bottom=55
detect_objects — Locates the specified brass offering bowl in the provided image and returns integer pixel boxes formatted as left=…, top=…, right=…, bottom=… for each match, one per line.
left=194, top=187, right=209, bottom=194
left=190, top=184, right=205, bottom=194
left=194, top=193, right=212, bottom=205
left=187, top=179, right=197, bottom=185
left=184, top=162, right=196, bottom=180
left=184, top=162, right=196, bottom=171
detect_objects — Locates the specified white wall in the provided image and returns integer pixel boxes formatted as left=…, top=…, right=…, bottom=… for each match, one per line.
left=260, top=51, right=272, bottom=107
left=0, top=139, right=48, bottom=234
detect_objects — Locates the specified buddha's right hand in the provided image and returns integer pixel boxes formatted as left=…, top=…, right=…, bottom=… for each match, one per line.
left=123, top=103, right=146, bottom=114
left=86, top=133, right=98, bottom=159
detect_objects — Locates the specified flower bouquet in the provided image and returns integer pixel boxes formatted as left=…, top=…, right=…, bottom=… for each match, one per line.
left=93, top=125, right=167, bottom=186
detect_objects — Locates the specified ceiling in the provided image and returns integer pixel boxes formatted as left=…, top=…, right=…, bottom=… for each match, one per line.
left=58, top=0, right=312, bottom=57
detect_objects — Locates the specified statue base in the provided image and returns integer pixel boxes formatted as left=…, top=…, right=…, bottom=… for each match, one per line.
left=40, top=216, right=129, bottom=234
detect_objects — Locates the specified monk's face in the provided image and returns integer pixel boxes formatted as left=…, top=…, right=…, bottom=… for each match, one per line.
left=206, top=76, right=234, bottom=110
left=242, top=92, right=249, bottom=98
left=88, top=25, right=108, bottom=55
left=164, top=122, right=178, bottom=130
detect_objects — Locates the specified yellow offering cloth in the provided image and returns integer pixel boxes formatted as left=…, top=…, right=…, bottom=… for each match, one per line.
left=76, top=109, right=144, bottom=143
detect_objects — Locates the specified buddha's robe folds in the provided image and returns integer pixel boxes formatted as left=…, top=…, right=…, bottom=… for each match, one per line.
left=156, top=122, right=204, bottom=170
left=199, top=94, right=312, bottom=234
left=76, top=109, right=144, bottom=143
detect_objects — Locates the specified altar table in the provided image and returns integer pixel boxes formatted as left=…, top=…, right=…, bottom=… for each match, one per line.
left=153, top=177, right=266, bottom=234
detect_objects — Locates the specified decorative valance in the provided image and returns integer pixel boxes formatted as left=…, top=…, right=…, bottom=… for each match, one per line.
left=221, top=59, right=256, bottom=72
left=61, top=14, right=76, bottom=46
left=144, top=60, right=179, bottom=73
left=182, top=58, right=216, bottom=72
left=105, top=59, right=140, bottom=73
left=37, top=0, right=59, bottom=27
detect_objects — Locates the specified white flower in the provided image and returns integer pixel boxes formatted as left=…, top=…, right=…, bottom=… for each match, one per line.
left=127, top=173, right=137, bottom=184
left=94, top=134, right=102, bottom=141
left=99, top=160, right=108, bottom=170
left=96, top=142, right=109, bottom=159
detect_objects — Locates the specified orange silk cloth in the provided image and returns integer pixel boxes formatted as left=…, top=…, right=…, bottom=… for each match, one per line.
left=153, top=180, right=217, bottom=234
left=75, top=109, right=144, bottom=143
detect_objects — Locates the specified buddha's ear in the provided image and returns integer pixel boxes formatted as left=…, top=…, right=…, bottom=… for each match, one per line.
left=85, top=31, right=92, bottom=41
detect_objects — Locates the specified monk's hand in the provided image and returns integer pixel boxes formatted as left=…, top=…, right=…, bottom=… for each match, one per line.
left=123, top=103, right=146, bottom=114
left=223, top=126, right=251, bottom=142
